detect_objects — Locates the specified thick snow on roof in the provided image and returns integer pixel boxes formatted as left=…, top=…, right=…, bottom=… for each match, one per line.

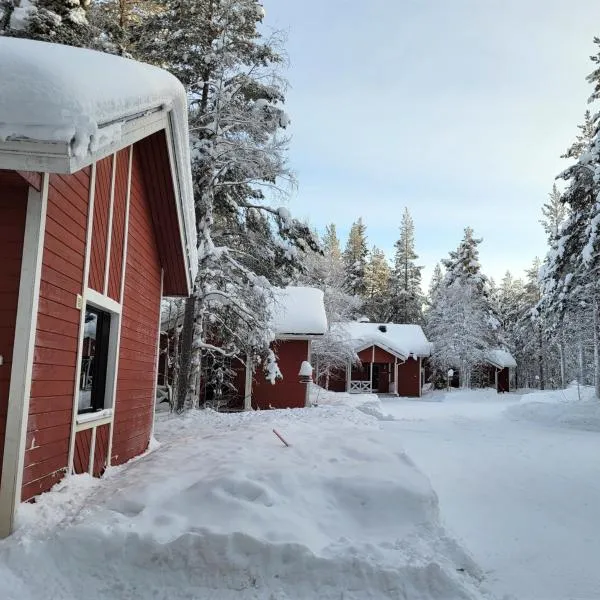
left=271, top=287, right=327, bottom=336
left=0, top=37, right=197, bottom=277
left=342, top=322, right=431, bottom=359
left=486, top=349, right=517, bottom=369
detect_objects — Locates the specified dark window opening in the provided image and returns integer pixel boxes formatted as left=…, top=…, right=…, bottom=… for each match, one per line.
left=78, top=306, right=111, bottom=414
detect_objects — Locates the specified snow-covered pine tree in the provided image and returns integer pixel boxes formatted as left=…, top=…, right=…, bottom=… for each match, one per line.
left=0, top=0, right=95, bottom=47
left=363, top=246, right=391, bottom=322
left=539, top=37, right=600, bottom=397
left=387, top=208, right=423, bottom=324
left=427, top=263, right=444, bottom=306
left=140, top=0, right=320, bottom=411
left=323, top=223, right=342, bottom=261
left=299, top=230, right=360, bottom=388
left=540, top=184, right=569, bottom=242
left=343, top=218, right=368, bottom=297
left=427, top=227, right=498, bottom=388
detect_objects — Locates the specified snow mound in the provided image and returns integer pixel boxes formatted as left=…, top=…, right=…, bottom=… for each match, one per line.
left=506, top=386, right=600, bottom=432
left=0, top=405, right=490, bottom=599
left=310, top=384, right=395, bottom=421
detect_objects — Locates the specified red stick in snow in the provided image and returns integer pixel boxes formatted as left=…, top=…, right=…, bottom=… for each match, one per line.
left=273, top=428, right=290, bottom=447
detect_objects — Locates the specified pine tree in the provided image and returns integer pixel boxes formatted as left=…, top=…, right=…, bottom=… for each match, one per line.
left=323, top=223, right=342, bottom=261
left=540, top=184, right=569, bottom=242
left=427, top=228, right=498, bottom=387
left=363, top=246, right=391, bottom=322
left=139, top=0, right=319, bottom=410
left=388, top=208, right=423, bottom=324
left=343, top=218, right=368, bottom=297
left=427, top=263, right=444, bottom=305
left=1, top=0, right=96, bottom=47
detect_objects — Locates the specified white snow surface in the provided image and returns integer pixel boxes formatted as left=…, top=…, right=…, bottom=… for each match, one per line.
left=0, top=392, right=491, bottom=600
left=0, top=37, right=197, bottom=276
left=484, top=349, right=517, bottom=369
left=340, top=322, right=431, bottom=359
left=271, top=286, right=328, bottom=336
left=385, top=386, right=600, bottom=600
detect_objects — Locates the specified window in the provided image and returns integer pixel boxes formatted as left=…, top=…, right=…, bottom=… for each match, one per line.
left=78, top=305, right=111, bottom=414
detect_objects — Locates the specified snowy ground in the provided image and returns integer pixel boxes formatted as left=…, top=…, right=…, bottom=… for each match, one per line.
left=384, top=385, right=600, bottom=600
left=0, top=390, right=491, bottom=600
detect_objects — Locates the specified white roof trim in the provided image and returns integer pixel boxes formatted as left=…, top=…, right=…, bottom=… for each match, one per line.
left=354, top=341, right=407, bottom=361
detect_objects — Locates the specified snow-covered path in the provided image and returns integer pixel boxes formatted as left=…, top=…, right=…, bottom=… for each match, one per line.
left=382, top=390, right=600, bottom=600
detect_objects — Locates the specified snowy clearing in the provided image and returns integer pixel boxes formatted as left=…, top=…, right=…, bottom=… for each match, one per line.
left=385, top=386, right=600, bottom=600
left=0, top=392, right=489, bottom=600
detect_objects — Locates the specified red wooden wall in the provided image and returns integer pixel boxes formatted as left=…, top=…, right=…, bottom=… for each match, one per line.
left=111, top=148, right=161, bottom=465
left=24, top=169, right=90, bottom=500
left=73, top=429, right=92, bottom=475
left=108, top=149, right=129, bottom=301
left=397, top=357, right=421, bottom=397
left=88, top=156, right=112, bottom=293
left=0, top=173, right=28, bottom=486
left=251, top=340, right=309, bottom=410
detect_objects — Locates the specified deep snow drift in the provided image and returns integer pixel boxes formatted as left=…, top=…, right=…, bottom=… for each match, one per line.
left=385, top=386, right=600, bottom=600
left=0, top=392, right=490, bottom=600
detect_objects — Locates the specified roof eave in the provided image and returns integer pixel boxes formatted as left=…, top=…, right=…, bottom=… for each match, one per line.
left=0, top=107, right=196, bottom=295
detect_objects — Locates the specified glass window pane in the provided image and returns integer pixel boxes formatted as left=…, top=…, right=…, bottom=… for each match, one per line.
left=78, top=309, right=98, bottom=412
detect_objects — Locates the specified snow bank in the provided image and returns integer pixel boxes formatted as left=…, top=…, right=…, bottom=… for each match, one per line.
left=506, top=385, right=600, bottom=432
left=340, top=322, right=432, bottom=359
left=271, top=286, right=327, bottom=336
left=0, top=402, right=490, bottom=600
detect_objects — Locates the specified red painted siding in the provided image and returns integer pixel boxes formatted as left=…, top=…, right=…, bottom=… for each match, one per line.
left=135, top=131, right=188, bottom=296
left=88, top=155, right=113, bottom=293
left=93, top=423, right=110, bottom=477
left=397, top=357, right=420, bottom=397
left=252, top=340, right=309, bottom=410
left=112, top=148, right=161, bottom=466
left=73, top=429, right=92, bottom=475
left=108, top=148, right=129, bottom=301
left=23, top=169, right=90, bottom=501
left=0, top=174, right=28, bottom=482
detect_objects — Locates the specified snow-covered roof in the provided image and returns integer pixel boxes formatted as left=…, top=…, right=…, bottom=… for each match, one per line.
left=485, top=349, right=517, bottom=369
left=0, top=37, right=197, bottom=281
left=271, top=287, right=328, bottom=337
left=340, top=322, right=431, bottom=359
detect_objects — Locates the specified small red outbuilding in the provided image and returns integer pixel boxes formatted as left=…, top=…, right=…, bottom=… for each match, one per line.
left=0, top=39, right=197, bottom=536
left=235, top=287, right=328, bottom=410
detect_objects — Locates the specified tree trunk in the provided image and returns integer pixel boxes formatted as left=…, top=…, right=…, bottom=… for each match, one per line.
left=538, top=324, right=545, bottom=390
left=175, top=294, right=196, bottom=412
left=558, top=336, right=566, bottom=389
left=579, top=339, right=585, bottom=386
left=594, top=299, right=600, bottom=399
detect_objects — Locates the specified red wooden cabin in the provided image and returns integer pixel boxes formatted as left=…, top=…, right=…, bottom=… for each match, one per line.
left=484, top=349, right=517, bottom=393
left=322, top=322, right=431, bottom=397
left=0, top=39, right=197, bottom=536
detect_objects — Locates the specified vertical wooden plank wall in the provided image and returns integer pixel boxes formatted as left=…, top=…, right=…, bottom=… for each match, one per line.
left=23, top=169, right=90, bottom=500
left=111, top=149, right=162, bottom=465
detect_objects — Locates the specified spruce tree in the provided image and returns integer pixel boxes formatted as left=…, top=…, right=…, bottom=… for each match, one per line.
left=343, top=218, right=368, bottom=297
left=388, top=208, right=423, bottom=324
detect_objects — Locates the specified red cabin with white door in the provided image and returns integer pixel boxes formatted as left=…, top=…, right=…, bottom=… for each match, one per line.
left=0, top=38, right=197, bottom=536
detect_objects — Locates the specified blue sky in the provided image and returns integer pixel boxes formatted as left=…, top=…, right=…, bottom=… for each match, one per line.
left=265, top=0, right=600, bottom=286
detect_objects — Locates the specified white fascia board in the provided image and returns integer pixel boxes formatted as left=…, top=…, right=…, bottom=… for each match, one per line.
left=353, top=341, right=407, bottom=361
left=165, top=112, right=194, bottom=295
left=0, top=108, right=168, bottom=175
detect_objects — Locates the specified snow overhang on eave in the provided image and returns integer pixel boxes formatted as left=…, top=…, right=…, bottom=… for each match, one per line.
left=276, top=333, right=326, bottom=341
left=0, top=105, right=167, bottom=174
